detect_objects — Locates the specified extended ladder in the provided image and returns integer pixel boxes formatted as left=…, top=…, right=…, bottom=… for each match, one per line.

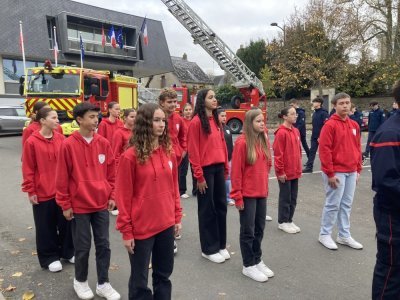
left=161, top=0, right=265, bottom=95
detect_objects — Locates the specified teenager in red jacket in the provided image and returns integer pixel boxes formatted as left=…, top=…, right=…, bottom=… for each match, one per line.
left=97, top=101, right=123, bottom=140
left=273, top=107, right=302, bottom=234
left=187, top=89, right=229, bottom=264
left=22, top=101, right=63, bottom=145
left=159, top=88, right=187, bottom=165
left=230, top=108, right=274, bottom=283
left=179, top=103, right=194, bottom=199
left=56, top=102, right=120, bottom=300
left=115, top=103, right=182, bottom=300
left=22, top=107, right=74, bottom=272
left=318, top=93, right=363, bottom=251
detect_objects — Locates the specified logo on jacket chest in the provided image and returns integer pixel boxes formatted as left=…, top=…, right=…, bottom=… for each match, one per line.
left=98, top=154, right=106, bottom=164
left=168, top=160, right=173, bottom=170
left=176, top=124, right=180, bottom=132
left=352, top=128, right=357, bottom=136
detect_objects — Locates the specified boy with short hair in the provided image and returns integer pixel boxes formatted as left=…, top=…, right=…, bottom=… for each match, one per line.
left=318, top=93, right=363, bottom=251
left=159, top=88, right=187, bottom=165
left=56, top=102, right=120, bottom=300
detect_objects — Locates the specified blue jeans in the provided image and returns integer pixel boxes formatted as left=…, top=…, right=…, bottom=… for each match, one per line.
left=225, top=161, right=232, bottom=202
left=320, top=172, right=357, bottom=238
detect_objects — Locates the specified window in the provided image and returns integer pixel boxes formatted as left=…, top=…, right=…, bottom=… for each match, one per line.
left=0, top=108, right=15, bottom=117
left=46, top=17, right=57, bottom=50
left=15, top=108, right=26, bottom=117
left=3, top=59, right=41, bottom=81
left=101, top=79, right=109, bottom=96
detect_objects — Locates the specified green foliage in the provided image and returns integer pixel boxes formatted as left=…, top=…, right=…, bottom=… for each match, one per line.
left=259, top=66, right=276, bottom=97
left=215, top=85, right=240, bottom=106
left=236, top=40, right=267, bottom=78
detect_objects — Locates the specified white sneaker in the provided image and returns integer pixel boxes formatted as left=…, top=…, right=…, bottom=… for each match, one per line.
left=242, top=265, right=268, bottom=282
left=96, top=282, right=121, bottom=300
left=265, top=215, right=273, bottom=221
left=256, top=261, right=274, bottom=278
left=68, top=256, right=75, bottom=264
left=180, top=193, right=190, bottom=199
left=110, top=209, right=119, bottom=216
left=318, top=235, right=338, bottom=250
left=202, top=252, right=225, bottom=263
left=74, top=278, right=94, bottom=300
left=278, top=223, right=297, bottom=234
left=289, top=222, right=301, bottom=233
left=219, top=249, right=231, bottom=260
left=336, top=236, right=363, bottom=250
left=48, top=260, right=62, bottom=272
left=227, top=199, right=235, bottom=206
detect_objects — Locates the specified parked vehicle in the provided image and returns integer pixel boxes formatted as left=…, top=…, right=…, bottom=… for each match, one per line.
left=0, top=106, right=29, bottom=134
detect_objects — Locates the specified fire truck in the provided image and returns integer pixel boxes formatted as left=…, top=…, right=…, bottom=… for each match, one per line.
left=161, top=0, right=267, bottom=133
left=20, top=61, right=138, bottom=135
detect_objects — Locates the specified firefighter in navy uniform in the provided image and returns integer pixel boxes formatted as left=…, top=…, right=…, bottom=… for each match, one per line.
left=371, top=81, right=400, bottom=299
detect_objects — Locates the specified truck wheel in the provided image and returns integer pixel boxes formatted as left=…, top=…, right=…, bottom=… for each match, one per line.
left=227, top=119, right=243, bottom=134
left=231, top=95, right=242, bottom=109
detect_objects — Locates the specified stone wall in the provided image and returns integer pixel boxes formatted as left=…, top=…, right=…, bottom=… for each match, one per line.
left=266, top=96, right=394, bottom=129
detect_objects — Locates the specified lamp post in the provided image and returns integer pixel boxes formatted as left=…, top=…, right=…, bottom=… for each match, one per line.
left=270, top=22, right=285, bottom=44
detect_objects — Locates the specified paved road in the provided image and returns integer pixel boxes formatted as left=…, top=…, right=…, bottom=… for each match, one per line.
left=0, top=133, right=376, bottom=299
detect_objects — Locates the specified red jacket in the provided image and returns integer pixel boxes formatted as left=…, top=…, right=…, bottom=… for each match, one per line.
left=187, top=115, right=229, bottom=183
left=112, top=127, right=132, bottom=170
left=56, top=131, right=115, bottom=213
left=22, top=131, right=65, bottom=201
left=168, top=113, right=187, bottom=164
left=97, top=118, right=123, bottom=141
left=115, top=146, right=182, bottom=240
left=273, top=125, right=302, bottom=180
left=319, top=114, right=362, bottom=178
left=230, top=134, right=272, bottom=206
left=22, top=121, right=63, bottom=145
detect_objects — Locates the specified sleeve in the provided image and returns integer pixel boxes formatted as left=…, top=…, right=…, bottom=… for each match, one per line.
left=111, top=131, right=123, bottom=171
left=171, top=153, right=183, bottom=224
left=356, top=126, right=362, bottom=174
left=178, top=117, right=187, bottom=152
left=230, top=140, right=246, bottom=207
left=22, top=126, right=32, bottom=146
left=107, top=143, right=116, bottom=200
left=318, top=124, right=335, bottom=178
left=115, top=152, right=135, bottom=240
left=187, top=119, right=205, bottom=183
left=221, top=128, right=229, bottom=178
left=55, top=143, right=73, bottom=211
left=21, top=140, right=37, bottom=196
left=371, top=130, right=400, bottom=197
left=273, top=131, right=286, bottom=177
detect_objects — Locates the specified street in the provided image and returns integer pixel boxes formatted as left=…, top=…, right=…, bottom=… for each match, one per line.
left=0, top=132, right=376, bottom=299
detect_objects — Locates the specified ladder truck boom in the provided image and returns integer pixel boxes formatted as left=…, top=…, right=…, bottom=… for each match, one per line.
left=161, top=0, right=265, bottom=95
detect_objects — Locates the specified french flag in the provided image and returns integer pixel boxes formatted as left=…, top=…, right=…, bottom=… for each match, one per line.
left=108, top=25, right=117, bottom=48
left=140, top=18, right=148, bottom=46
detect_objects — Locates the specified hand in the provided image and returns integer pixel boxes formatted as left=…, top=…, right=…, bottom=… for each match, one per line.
left=236, top=203, right=244, bottom=211
left=197, top=181, right=208, bottom=194
left=328, top=176, right=340, bottom=189
left=181, top=151, right=187, bottom=159
left=63, top=208, right=74, bottom=221
left=174, top=223, right=182, bottom=237
left=28, top=195, right=38, bottom=205
left=278, top=175, right=287, bottom=183
left=123, top=239, right=135, bottom=254
left=108, top=200, right=116, bottom=211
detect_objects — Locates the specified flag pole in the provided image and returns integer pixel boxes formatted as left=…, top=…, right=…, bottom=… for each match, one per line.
left=80, top=32, right=83, bottom=69
left=134, top=16, right=146, bottom=48
left=53, top=26, right=58, bottom=67
left=19, top=21, right=27, bottom=74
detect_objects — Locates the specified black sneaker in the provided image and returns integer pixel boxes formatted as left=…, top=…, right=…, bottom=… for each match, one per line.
left=302, top=168, right=313, bottom=173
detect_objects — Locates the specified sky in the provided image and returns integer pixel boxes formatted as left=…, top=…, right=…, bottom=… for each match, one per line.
left=73, top=0, right=309, bottom=75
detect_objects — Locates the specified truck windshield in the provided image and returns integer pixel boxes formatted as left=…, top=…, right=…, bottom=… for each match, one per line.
left=27, top=73, right=80, bottom=94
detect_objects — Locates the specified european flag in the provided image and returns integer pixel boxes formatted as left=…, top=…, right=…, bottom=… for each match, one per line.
left=116, top=27, right=123, bottom=49
left=80, top=34, right=85, bottom=59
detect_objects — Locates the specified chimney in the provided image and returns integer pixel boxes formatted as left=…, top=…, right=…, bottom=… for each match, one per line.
left=182, top=53, right=188, bottom=60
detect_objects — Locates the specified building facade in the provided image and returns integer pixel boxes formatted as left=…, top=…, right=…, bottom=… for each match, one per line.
left=0, top=0, right=173, bottom=101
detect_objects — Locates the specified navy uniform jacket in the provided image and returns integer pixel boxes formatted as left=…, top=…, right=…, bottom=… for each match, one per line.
left=222, top=124, right=233, bottom=162
left=350, top=110, right=363, bottom=128
left=311, top=108, right=329, bottom=139
left=368, top=108, right=385, bottom=132
left=370, top=112, right=400, bottom=211
left=294, top=107, right=306, bottom=135
left=387, top=108, right=398, bottom=119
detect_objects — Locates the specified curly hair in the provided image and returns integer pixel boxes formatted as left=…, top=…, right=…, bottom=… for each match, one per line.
left=159, top=88, right=178, bottom=103
left=193, top=89, right=220, bottom=134
left=128, top=103, right=171, bottom=163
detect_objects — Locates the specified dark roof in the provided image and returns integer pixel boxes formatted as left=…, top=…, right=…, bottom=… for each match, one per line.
left=171, top=56, right=212, bottom=84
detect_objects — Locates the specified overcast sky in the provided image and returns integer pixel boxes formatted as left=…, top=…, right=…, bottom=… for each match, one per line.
left=73, top=0, right=309, bottom=75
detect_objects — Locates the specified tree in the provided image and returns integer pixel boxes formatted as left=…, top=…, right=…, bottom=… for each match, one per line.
left=236, top=40, right=267, bottom=78
left=215, top=85, right=240, bottom=107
